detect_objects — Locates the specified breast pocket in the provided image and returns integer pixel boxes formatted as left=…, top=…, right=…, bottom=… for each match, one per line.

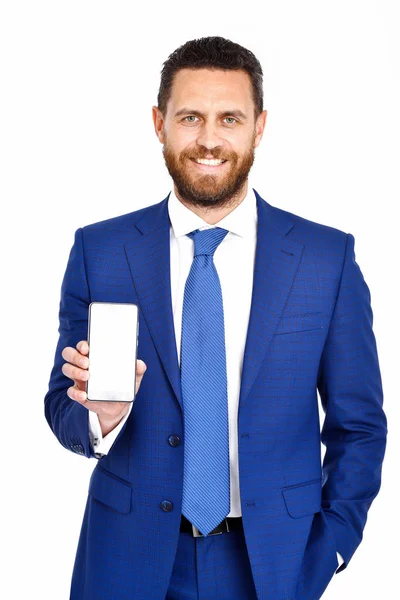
left=274, top=311, right=323, bottom=336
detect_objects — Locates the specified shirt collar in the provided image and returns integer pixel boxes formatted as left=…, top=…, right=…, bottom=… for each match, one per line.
left=168, top=184, right=258, bottom=239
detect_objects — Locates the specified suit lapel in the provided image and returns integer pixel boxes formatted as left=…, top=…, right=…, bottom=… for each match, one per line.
left=124, top=189, right=304, bottom=414
left=124, top=194, right=183, bottom=408
left=238, top=190, right=304, bottom=415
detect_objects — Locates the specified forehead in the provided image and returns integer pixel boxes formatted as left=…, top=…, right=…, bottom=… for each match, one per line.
left=168, top=68, right=253, bottom=113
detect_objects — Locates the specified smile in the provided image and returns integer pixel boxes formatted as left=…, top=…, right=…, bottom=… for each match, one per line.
left=190, top=158, right=228, bottom=171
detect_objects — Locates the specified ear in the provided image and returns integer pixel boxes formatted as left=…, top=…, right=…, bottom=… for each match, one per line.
left=254, top=109, right=268, bottom=148
left=152, top=106, right=166, bottom=144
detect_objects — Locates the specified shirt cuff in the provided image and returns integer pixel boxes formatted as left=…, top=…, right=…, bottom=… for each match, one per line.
left=336, top=551, right=345, bottom=568
left=88, top=403, right=133, bottom=456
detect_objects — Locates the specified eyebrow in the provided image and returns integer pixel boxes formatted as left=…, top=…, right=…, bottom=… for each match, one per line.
left=174, top=108, right=247, bottom=121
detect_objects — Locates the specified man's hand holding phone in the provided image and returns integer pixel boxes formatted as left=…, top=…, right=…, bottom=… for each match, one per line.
left=61, top=340, right=147, bottom=437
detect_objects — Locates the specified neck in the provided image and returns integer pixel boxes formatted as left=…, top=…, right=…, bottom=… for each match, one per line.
left=174, top=181, right=248, bottom=225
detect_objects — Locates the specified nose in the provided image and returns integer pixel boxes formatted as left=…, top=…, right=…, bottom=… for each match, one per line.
left=195, top=121, right=224, bottom=155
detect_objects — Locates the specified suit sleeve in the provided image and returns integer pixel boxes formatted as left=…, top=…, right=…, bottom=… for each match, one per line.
left=317, top=233, right=387, bottom=572
left=44, top=227, right=95, bottom=458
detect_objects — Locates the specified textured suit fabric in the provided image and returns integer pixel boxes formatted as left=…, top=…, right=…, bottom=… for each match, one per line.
left=44, top=189, right=387, bottom=599
left=166, top=525, right=258, bottom=599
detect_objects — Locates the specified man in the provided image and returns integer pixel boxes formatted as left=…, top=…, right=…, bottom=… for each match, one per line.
left=44, top=36, right=387, bottom=599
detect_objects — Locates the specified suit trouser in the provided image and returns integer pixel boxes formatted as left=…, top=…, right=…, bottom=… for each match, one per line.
left=165, top=522, right=259, bottom=600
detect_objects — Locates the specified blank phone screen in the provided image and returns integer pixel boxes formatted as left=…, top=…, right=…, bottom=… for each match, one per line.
left=86, top=302, right=139, bottom=402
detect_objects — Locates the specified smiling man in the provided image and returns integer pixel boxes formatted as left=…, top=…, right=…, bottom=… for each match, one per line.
left=45, top=36, right=387, bottom=599
left=158, top=67, right=259, bottom=220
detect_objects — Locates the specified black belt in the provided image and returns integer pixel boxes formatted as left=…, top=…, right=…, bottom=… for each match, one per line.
left=180, top=514, right=243, bottom=537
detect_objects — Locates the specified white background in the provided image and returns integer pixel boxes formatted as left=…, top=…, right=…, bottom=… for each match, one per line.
left=1, top=1, right=398, bottom=598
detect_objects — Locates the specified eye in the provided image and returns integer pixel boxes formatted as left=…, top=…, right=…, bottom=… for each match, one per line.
left=182, top=115, right=238, bottom=125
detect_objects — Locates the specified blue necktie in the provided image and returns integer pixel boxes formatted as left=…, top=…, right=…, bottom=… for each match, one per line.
left=180, top=226, right=231, bottom=536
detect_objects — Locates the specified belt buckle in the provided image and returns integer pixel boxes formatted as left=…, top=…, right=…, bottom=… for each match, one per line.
left=191, top=520, right=227, bottom=537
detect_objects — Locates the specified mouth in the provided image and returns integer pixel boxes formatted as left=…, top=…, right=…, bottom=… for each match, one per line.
left=190, top=158, right=228, bottom=172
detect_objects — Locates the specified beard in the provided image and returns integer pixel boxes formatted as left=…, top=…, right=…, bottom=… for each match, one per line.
left=162, top=137, right=256, bottom=209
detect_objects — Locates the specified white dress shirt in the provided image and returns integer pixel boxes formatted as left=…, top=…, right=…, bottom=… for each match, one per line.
left=87, top=184, right=344, bottom=568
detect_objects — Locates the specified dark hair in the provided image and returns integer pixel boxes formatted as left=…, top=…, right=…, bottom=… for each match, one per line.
left=157, top=36, right=264, bottom=121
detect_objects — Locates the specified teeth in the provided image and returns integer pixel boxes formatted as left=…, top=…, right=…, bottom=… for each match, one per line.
left=195, top=158, right=225, bottom=165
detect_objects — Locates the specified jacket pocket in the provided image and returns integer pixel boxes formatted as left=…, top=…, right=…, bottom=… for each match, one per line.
left=281, top=478, right=322, bottom=518
left=88, top=466, right=132, bottom=514
left=274, top=311, right=323, bottom=335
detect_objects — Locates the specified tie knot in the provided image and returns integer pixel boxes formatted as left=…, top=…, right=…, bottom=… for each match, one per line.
left=187, top=227, right=229, bottom=257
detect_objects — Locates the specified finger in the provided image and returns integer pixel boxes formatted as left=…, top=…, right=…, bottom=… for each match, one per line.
left=62, top=362, right=90, bottom=382
left=77, top=340, right=89, bottom=356
left=67, top=384, right=87, bottom=403
left=62, top=346, right=90, bottom=368
left=61, top=346, right=74, bottom=362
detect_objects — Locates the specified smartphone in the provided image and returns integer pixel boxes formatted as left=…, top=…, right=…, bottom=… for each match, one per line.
left=86, top=302, right=139, bottom=402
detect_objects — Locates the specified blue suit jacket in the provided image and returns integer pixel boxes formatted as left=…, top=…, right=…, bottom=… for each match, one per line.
left=44, top=189, right=387, bottom=599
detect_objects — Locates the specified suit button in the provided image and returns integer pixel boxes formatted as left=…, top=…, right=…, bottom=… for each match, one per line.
left=71, top=442, right=84, bottom=454
left=160, top=500, right=173, bottom=512
left=168, top=435, right=181, bottom=447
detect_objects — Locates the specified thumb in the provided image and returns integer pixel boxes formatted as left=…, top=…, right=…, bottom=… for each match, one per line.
left=137, top=359, right=147, bottom=374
